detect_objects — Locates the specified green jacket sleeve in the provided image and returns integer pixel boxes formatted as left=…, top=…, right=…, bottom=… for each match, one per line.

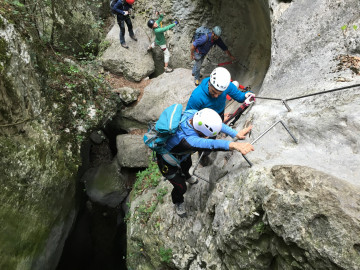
left=154, top=23, right=176, bottom=34
left=155, top=14, right=164, bottom=24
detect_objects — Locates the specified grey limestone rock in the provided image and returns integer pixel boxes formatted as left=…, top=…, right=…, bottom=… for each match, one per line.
left=116, top=134, right=150, bottom=168
left=115, top=68, right=195, bottom=131
left=83, top=160, right=128, bottom=208
left=101, top=24, right=155, bottom=81
left=113, top=86, right=141, bottom=105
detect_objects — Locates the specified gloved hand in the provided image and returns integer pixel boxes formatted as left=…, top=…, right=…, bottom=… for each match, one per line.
left=123, top=11, right=129, bottom=15
left=174, top=20, right=179, bottom=25
left=244, top=93, right=256, bottom=105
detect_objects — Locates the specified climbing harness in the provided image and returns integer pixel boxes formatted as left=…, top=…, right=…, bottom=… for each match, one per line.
left=257, top=83, right=360, bottom=112
left=192, top=119, right=297, bottom=182
left=206, top=56, right=249, bottom=71
left=224, top=94, right=255, bottom=126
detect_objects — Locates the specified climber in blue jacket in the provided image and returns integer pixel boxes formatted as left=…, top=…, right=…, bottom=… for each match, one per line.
left=156, top=108, right=254, bottom=218
left=186, top=67, right=255, bottom=121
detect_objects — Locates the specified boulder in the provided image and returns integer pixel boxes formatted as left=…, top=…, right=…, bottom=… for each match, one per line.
left=113, top=86, right=141, bottom=105
left=116, top=134, right=150, bottom=168
left=82, top=160, right=128, bottom=208
left=115, top=68, right=194, bottom=131
left=101, top=23, right=155, bottom=81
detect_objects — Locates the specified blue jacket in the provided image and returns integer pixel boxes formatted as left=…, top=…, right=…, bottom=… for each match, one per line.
left=166, top=110, right=238, bottom=154
left=193, top=34, right=228, bottom=55
left=185, top=77, right=249, bottom=114
left=113, top=1, right=132, bottom=19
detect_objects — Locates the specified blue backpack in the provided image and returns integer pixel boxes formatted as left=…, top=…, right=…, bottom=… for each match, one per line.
left=192, top=26, right=212, bottom=42
left=143, top=104, right=187, bottom=166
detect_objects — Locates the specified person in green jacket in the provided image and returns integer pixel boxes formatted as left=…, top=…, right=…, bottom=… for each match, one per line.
left=147, top=12, right=179, bottom=73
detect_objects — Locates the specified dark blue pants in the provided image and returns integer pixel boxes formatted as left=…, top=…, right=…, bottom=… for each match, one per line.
left=117, top=16, right=134, bottom=44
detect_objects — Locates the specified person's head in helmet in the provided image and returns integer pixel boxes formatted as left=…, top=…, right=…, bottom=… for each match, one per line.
left=192, top=108, right=222, bottom=138
left=125, top=0, right=135, bottom=4
left=147, top=19, right=158, bottom=29
left=208, top=67, right=231, bottom=98
left=212, top=26, right=222, bottom=40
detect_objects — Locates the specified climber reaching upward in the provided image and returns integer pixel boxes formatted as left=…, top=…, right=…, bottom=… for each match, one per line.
left=147, top=12, right=179, bottom=73
left=155, top=108, right=254, bottom=218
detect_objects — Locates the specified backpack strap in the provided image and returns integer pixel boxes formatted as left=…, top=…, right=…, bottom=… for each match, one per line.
left=195, top=33, right=211, bottom=54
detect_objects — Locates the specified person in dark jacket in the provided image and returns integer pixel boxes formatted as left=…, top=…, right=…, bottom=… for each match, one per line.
left=191, top=26, right=235, bottom=86
left=156, top=108, right=254, bottom=217
left=112, top=0, right=137, bottom=48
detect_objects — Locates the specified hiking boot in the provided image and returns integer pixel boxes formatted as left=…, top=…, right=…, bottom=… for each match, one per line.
left=186, top=176, right=198, bottom=185
left=175, top=203, right=186, bottom=218
left=130, top=35, right=138, bottom=41
left=195, top=79, right=200, bottom=86
left=121, top=43, right=129, bottom=49
left=165, top=67, right=173, bottom=73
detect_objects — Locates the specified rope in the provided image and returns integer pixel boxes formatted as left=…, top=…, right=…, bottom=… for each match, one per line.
left=256, top=96, right=282, bottom=101
left=256, top=83, right=360, bottom=102
left=286, top=83, right=360, bottom=101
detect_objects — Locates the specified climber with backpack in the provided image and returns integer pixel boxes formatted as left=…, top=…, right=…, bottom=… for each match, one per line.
left=191, top=26, right=236, bottom=86
left=147, top=11, right=179, bottom=73
left=111, top=0, right=137, bottom=49
left=143, top=105, right=254, bottom=218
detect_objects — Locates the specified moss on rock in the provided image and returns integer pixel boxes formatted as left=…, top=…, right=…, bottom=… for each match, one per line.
left=0, top=126, right=78, bottom=269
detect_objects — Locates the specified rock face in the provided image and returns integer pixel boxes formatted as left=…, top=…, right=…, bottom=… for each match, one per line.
left=113, top=86, right=141, bottom=105
left=82, top=160, right=128, bottom=208
left=0, top=5, right=118, bottom=270
left=128, top=166, right=360, bottom=269
left=116, top=134, right=150, bottom=168
left=101, top=24, right=155, bottom=81
left=115, top=68, right=194, bottom=132
left=102, top=0, right=271, bottom=90
left=0, top=15, right=41, bottom=133
left=126, top=0, right=360, bottom=269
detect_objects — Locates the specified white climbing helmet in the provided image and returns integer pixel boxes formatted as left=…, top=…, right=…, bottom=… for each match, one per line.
left=193, top=108, right=222, bottom=137
left=212, top=26, right=222, bottom=37
left=210, top=67, right=231, bottom=91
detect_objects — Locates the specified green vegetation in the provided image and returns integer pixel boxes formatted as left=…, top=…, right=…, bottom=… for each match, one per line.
left=0, top=1, right=119, bottom=268
left=127, top=160, right=168, bottom=225
left=132, top=159, right=162, bottom=197
left=156, top=187, right=168, bottom=203
left=254, top=221, right=266, bottom=234
left=159, top=247, right=173, bottom=263
left=0, top=38, right=10, bottom=73
left=131, top=186, right=168, bottom=225
left=341, top=24, right=358, bottom=31
left=0, top=0, right=105, bottom=59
